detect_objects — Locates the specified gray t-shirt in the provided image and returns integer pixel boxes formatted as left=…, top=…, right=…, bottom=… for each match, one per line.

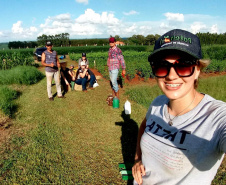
left=44, top=50, right=58, bottom=72
left=78, top=58, right=89, bottom=67
left=137, top=94, right=226, bottom=185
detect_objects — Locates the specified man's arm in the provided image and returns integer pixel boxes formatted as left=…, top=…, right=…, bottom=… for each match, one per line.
left=56, top=52, right=60, bottom=68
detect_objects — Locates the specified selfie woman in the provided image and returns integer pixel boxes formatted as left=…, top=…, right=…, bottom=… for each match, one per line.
left=132, top=29, right=226, bottom=185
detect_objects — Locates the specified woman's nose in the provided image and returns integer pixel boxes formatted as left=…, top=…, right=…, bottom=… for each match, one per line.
left=167, top=67, right=179, bottom=79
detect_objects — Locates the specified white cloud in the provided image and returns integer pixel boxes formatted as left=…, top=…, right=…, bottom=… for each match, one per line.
left=210, top=24, right=218, bottom=33
left=159, top=22, right=169, bottom=29
left=164, top=12, right=184, bottom=22
left=75, top=0, right=88, bottom=5
left=1, top=9, right=226, bottom=42
left=190, top=22, right=207, bottom=33
left=76, top=9, right=119, bottom=25
left=10, top=21, right=38, bottom=40
left=12, top=21, right=24, bottom=34
left=123, top=10, right=139, bottom=16
left=37, top=10, right=121, bottom=38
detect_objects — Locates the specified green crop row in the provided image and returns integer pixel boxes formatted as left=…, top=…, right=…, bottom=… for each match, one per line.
left=0, top=51, right=34, bottom=70
left=202, top=45, right=226, bottom=61
left=70, top=48, right=226, bottom=81
left=69, top=51, right=152, bottom=80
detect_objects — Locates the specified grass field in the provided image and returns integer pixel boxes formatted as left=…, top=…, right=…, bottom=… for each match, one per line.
left=0, top=56, right=225, bottom=184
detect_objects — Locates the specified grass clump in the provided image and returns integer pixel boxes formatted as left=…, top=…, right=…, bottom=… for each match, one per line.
left=0, top=86, right=17, bottom=116
left=125, top=84, right=162, bottom=108
left=0, top=66, right=44, bottom=85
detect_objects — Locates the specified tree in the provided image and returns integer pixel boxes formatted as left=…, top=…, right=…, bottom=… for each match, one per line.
left=36, top=33, right=70, bottom=47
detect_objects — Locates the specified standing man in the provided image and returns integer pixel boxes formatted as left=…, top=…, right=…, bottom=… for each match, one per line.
left=41, top=41, right=64, bottom=101
left=107, top=37, right=126, bottom=99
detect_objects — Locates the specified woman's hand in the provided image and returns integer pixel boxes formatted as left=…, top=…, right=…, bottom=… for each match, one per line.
left=65, top=80, right=69, bottom=86
left=132, top=160, right=145, bottom=185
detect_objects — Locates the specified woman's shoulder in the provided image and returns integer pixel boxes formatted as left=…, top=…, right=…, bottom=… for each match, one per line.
left=202, top=94, right=226, bottom=113
left=152, top=95, right=168, bottom=106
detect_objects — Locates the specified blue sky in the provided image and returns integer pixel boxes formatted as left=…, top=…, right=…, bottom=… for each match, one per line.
left=0, top=0, right=226, bottom=42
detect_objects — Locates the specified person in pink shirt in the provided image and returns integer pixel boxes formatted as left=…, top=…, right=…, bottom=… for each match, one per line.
left=107, top=37, right=126, bottom=99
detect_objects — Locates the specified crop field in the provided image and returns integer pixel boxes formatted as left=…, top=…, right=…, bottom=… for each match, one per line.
left=69, top=44, right=226, bottom=81
left=0, top=44, right=226, bottom=184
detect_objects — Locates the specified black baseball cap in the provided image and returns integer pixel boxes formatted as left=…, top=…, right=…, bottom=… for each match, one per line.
left=46, top=41, right=52, bottom=46
left=82, top=53, right=86, bottom=57
left=148, top=29, right=202, bottom=62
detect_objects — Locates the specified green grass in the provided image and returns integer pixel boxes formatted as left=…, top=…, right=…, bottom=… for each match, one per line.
left=198, top=75, right=226, bottom=101
left=0, top=86, right=18, bottom=116
left=0, top=66, right=44, bottom=85
left=125, top=75, right=226, bottom=108
left=0, top=59, right=225, bottom=184
left=125, top=84, right=162, bottom=108
left=0, top=66, right=44, bottom=116
left=0, top=68, right=146, bottom=184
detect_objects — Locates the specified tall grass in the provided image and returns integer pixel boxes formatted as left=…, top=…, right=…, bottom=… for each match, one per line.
left=0, top=86, right=17, bottom=116
left=0, top=66, right=44, bottom=85
left=0, top=66, right=44, bottom=116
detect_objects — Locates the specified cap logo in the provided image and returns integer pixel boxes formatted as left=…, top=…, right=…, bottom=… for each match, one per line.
left=160, top=35, right=192, bottom=46
left=164, top=36, right=171, bottom=43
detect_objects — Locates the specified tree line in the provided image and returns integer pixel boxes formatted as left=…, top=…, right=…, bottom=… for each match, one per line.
left=7, top=32, right=226, bottom=49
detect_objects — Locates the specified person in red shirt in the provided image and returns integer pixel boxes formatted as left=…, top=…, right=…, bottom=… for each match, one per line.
left=107, top=37, right=126, bottom=99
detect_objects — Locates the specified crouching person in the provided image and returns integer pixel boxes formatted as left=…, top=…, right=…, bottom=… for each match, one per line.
left=60, top=61, right=72, bottom=94
left=75, top=61, right=96, bottom=92
left=69, top=65, right=76, bottom=91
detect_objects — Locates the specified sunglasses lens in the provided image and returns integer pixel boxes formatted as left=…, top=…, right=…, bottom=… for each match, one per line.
left=153, top=66, right=169, bottom=77
left=175, top=65, right=194, bottom=76
left=151, top=59, right=196, bottom=78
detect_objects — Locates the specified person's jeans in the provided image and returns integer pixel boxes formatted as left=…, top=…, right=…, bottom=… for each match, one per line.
left=89, top=74, right=96, bottom=88
left=75, top=78, right=88, bottom=91
left=45, top=71, right=62, bottom=98
left=109, top=69, right=119, bottom=92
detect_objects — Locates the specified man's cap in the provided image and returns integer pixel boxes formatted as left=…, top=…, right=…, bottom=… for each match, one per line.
left=109, top=37, right=116, bottom=43
left=82, top=53, right=86, bottom=57
left=70, top=64, right=74, bottom=67
left=60, top=61, right=66, bottom=64
left=46, top=41, right=52, bottom=46
left=80, top=61, right=86, bottom=66
left=148, top=29, right=202, bottom=62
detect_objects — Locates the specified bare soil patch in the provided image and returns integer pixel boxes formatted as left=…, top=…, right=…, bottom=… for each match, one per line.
left=0, top=115, right=12, bottom=147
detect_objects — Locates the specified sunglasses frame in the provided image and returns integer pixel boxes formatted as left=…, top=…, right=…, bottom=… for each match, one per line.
left=150, top=58, right=198, bottom=78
